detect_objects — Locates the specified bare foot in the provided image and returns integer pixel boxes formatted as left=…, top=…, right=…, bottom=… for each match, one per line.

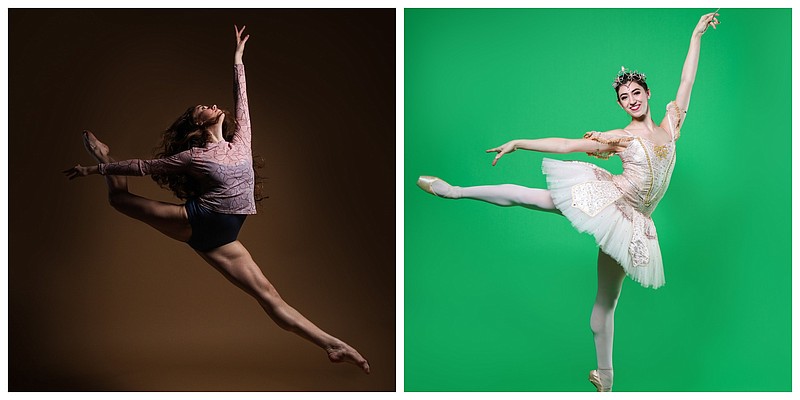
left=327, top=341, right=370, bottom=374
left=82, top=130, right=110, bottom=163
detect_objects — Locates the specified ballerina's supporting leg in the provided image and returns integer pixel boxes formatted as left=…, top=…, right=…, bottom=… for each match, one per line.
left=589, top=250, right=626, bottom=391
left=418, top=176, right=559, bottom=213
left=82, top=132, right=370, bottom=373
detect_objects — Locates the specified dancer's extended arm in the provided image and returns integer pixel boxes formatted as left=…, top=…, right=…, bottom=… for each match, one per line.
left=668, top=11, right=719, bottom=118
left=232, top=25, right=252, bottom=150
left=486, top=132, right=627, bottom=166
left=63, top=151, right=193, bottom=179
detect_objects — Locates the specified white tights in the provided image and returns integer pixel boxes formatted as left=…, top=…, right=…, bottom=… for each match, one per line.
left=433, top=179, right=625, bottom=385
left=590, top=250, right=626, bottom=388
left=434, top=181, right=559, bottom=213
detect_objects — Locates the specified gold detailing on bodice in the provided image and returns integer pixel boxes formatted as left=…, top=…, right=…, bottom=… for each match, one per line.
left=583, top=131, right=634, bottom=160
left=653, top=144, right=669, bottom=159
left=635, top=137, right=655, bottom=207
left=635, top=137, right=676, bottom=209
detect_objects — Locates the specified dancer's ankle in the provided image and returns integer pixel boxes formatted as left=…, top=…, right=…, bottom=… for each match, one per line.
left=431, top=180, right=461, bottom=199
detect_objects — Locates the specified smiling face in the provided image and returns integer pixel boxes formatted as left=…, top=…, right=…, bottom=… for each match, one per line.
left=616, top=81, right=650, bottom=118
left=193, top=104, right=224, bottom=126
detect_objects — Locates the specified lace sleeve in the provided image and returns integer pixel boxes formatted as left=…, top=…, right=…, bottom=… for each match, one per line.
left=666, top=101, right=686, bottom=141
left=99, top=150, right=193, bottom=176
left=232, top=63, right=252, bottom=151
left=583, top=131, right=633, bottom=160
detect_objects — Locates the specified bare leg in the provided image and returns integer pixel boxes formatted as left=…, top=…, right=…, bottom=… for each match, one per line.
left=81, top=132, right=368, bottom=373
left=589, top=250, right=626, bottom=391
left=83, top=131, right=191, bottom=242
left=197, top=241, right=370, bottom=373
left=421, top=177, right=559, bottom=213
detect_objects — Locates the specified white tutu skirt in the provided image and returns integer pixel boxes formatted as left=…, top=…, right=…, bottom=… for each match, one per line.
left=541, top=158, right=665, bottom=289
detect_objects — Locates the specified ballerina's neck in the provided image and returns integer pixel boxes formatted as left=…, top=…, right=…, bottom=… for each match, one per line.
left=625, top=118, right=657, bottom=133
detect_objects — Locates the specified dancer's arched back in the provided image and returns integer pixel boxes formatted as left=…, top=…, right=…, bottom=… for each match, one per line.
left=64, top=25, right=369, bottom=374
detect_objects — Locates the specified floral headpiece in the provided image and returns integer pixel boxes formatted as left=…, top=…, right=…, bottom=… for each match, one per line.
left=612, top=66, right=647, bottom=89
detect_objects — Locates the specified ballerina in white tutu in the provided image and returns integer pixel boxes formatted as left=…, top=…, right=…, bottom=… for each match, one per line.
left=417, top=11, right=720, bottom=391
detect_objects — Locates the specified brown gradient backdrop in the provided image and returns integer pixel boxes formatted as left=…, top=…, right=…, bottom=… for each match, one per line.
left=9, top=9, right=395, bottom=391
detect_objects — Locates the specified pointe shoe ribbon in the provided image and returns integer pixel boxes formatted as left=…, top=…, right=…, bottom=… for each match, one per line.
left=589, top=369, right=612, bottom=392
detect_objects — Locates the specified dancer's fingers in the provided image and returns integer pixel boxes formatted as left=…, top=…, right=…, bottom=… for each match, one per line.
left=492, top=152, right=504, bottom=166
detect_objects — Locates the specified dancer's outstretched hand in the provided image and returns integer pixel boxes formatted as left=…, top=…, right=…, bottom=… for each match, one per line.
left=694, top=9, right=720, bottom=36
left=486, top=141, right=517, bottom=166
left=62, top=164, right=93, bottom=180
left=234, top=24, right=250, bottom=61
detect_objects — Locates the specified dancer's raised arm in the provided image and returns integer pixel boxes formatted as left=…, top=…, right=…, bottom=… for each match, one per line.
left=671, top=10, right=719, bottom=115
left=486, top=130, right=629, bottom=166
left=232, top=24, right=252, bottom=149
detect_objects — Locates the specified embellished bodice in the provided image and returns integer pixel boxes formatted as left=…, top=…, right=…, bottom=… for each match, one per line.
left=614, top=135, right=676, bottom=217
left=562, top=101, right=685, bottom=271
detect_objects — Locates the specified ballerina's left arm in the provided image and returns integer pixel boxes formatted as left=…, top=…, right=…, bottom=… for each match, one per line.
left=486, top=130, right=629, bottom=166
left=663, top=10, right=720, bottom=137
left=232, top=24, right=252, bottom=150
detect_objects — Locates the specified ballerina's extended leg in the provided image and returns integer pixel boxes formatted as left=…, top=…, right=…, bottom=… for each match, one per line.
left=197, top=241, right=371, bottom=373
left=417, top=176, right=559, bottom=213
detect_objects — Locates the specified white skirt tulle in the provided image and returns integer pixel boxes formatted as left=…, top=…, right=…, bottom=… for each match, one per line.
left=541, top=158, right=665, bottom=289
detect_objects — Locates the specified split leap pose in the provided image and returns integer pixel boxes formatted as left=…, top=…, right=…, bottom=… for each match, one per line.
left=416, top=11, right=719, bottom=390
left=64, top=25, right=369, bottom=374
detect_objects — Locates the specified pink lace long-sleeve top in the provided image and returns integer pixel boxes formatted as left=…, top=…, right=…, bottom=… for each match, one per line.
left=99, top=64, right=256, bottom=214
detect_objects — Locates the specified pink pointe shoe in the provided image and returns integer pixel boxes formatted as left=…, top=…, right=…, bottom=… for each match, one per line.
left=589, top=369, right=613, bottom=392
left=416, top=176, right=458, bottom=198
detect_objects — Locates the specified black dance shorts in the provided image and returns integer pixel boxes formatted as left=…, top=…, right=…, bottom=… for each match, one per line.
left=185, top=198, right=247, bottom=252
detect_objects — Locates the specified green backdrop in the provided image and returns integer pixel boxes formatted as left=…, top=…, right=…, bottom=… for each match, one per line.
left=404, top=8, right=791, bottom=392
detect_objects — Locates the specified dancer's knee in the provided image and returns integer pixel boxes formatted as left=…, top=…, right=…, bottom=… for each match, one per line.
left=516, top=187, right=556, bottom=210
left=259, top=295, right=299, bottom=332
left=251, top=278, right=284, bottom=312
left=493, top=184, right=533, bottom=207
left=256, top=282, right=282, bottom=305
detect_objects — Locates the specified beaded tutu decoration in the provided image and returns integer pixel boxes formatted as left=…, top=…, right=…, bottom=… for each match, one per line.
left=541, top=102, right=684, bottom=289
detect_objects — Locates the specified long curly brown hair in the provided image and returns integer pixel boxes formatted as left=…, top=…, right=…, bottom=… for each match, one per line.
left=151, top=105, right=265, bottom=203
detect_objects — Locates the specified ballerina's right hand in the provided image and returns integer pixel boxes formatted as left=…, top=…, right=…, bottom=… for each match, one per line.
left=62, top=164, right=91, bottom=180
left=486, top=141, right=517, bottom=166
left=694, top=10, right=720, bottom=36
left=234, top=24, right=249, bottom=57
